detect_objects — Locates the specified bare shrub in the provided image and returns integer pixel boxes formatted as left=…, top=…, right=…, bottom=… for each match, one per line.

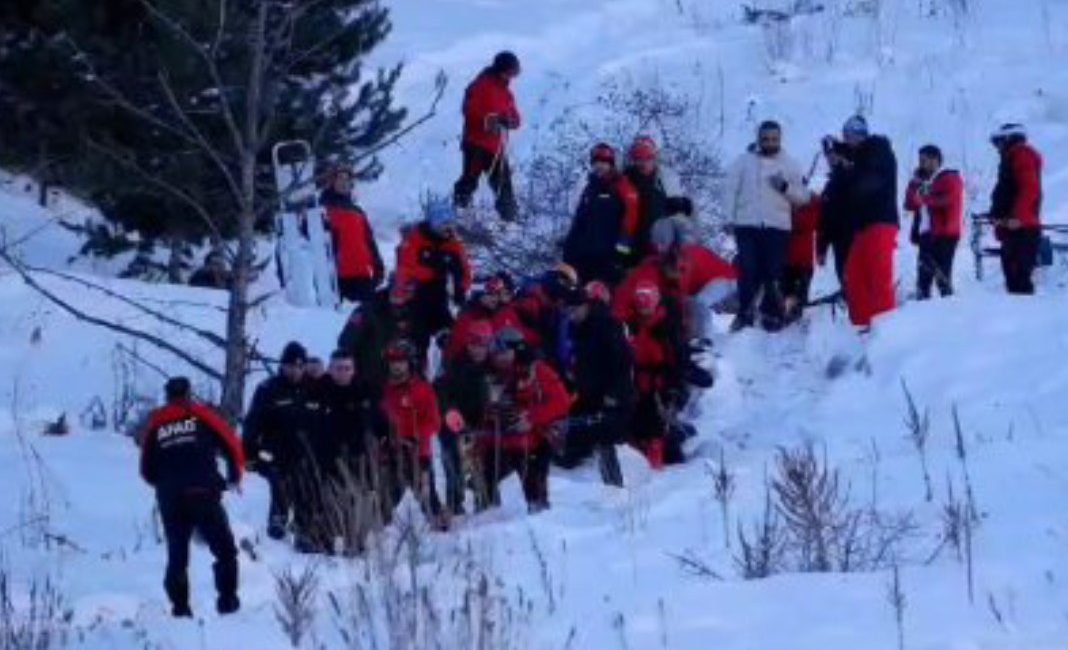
left=0, top=563, right=72, bottom=650
left=901, top=381, right=933, bottom=502
left=734, top=482, right=787, bottom=579
left=706, top=451, right=736, bottom=549
left=273, top=564, right=320, bottom=649
left=886, top=562, right=906, bottom=650
left=766, top=443, right=918, bottom=575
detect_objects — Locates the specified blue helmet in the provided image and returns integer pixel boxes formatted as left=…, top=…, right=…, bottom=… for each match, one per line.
left=426, top=199, right=457, bottom=233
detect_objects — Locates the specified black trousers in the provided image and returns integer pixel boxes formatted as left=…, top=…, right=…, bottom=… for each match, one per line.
left=554, top=406, right=625, bottom=487
left=453, top=143, right=517, bottom=221
left=438, top=428, right=465, bottom=513
left=916, top=235, right=958, bottom=299
left=1000, top=229, right=1040, bottom=295
left=480, top=444, right=551, bottom=510
left=735, top=226, right=790, bottom=325
left=338, top=277, right=378, bottom=303
left=260, top=463, right=294, bottom=536
left=159, top=491, right=238, bottom=608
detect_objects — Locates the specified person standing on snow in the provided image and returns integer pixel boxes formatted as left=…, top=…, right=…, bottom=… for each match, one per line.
left=434, top=320, right=495, bottom=514
left=453, top=51, right=522, bottom=222
left=243, top=341, right=324, bottom=543
left=479, top=327, right=570, bottom=514
left=139, top=377, right=243, bottom=618
left=723, top=120, right=811, bottom=331
left=782, top=194, right=821, bottom=321
left=563, top=142, right=640, bottom=286
left=380, top=339, right=446, bottom=528
left=836, top=115, right=900, bottom=330
left=623, top=281, right=684, bottom=470
left=904, top=144, right=963, bottom=299
left=561, top=283, right=635, bottom=487
left=394, top=199, right=473, bottom=340
left=988, top=123, right=1043, bottom=295
left=623, top=135, right=693, bottom=264
left=320, top=164, right=385, bottom=303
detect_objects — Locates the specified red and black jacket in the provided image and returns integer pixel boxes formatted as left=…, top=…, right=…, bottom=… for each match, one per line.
left=462, top=68, right=521, bottom=154
left=321, top=189, right=384, bottom=282
left=627, top=307, right=681, bottom=396
left=140, top=400, right=244, bottom=495
left=904, top=169, right=963, bottom=239
left=395, top=223, right=472, bottom=292
left=991, top=141, right=1042, bottom=229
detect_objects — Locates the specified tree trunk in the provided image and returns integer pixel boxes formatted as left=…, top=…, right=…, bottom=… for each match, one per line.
left=219, top=1, right=269, bottom=423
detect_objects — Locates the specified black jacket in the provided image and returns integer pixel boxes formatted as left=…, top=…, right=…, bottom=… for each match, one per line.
left=569, top=303, right=635, bottom=413
left=337, top=289, right=426, bottom=392
left=843, top=135, right=899, bottom=229
left=315, top=377, right=383, bottom=464
left=243, top=375, right=326, bottom=467
left=434, top=353, right=492, bottom=429
left=563, top=173, right=628, bottom=283
left=140, top=400, right=243, bottom=496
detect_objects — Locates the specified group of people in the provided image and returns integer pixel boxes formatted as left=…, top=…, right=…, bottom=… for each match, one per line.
left=145, top=49, right=1046, bottom=618
left=722, top=116, right=1044, bottom=335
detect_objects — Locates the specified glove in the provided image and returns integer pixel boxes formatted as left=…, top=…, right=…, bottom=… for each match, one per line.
left=615, top=239, right=633, bottom=258
left=768, top=172, right=789, bottom=194
left=665, top=196, right=694, bottom=217
left=484, top=113, right=503, bottom=133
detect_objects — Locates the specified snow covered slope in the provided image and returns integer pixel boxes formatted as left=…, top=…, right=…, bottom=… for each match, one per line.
left=3, top=0, right=1068, bottom=648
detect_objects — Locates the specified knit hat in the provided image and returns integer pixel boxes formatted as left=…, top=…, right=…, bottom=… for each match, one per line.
left=280, top=341, right=307, bottom=365
left=491, top=51, right=521, bottom=75
left=425, top=198, right=457, bottom=233
left=842, top=114, right=869, bottom=138
left=164, top=376, right=191, bottom=401
left=590, top=142, right=617, bottom=166
left=628, top=135, right=658, bottom=162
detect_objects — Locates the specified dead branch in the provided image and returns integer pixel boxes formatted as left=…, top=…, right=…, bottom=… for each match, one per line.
left=352, top=70, right=448, bottom=164
left=0, top=246, right=221, bottom=380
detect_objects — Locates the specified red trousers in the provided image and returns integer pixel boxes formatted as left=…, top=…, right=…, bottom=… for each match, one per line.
left=844, top=223, right=898, bottom=327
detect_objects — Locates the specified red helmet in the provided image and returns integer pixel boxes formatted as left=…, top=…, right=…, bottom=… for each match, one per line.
left=590, top=142, right=617, bottom=166
left=584, top=280, right=611, bottom=304
left=629, top=135, right=658, bottom=162
left=383, top=339, right=416, bottom=363
left=466, top=320, right=495, bottom=346
left=633, top=281, right=661, bottom=313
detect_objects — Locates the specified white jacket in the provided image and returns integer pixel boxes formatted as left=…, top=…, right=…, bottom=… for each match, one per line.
left=723, top=148, right=810, bottom=231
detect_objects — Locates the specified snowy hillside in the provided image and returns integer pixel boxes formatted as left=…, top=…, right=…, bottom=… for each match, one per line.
left=3, top=0, right=1068, bottom=648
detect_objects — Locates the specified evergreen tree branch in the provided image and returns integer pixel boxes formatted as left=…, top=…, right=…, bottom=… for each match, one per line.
left=83, top=138, right=226, bottom=246
left=351, top=70, right=447, bottom=164
left=0, top=246, right=222, bottom=380
left=136, top=0, right=246, bottom=158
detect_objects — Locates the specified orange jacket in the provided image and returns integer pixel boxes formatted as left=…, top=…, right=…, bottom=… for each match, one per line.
left=487, top=361, right=570, bottom=453
left=394, top=224, right=472, bottom=291
left=324, top=202, right=384, bottom=280
left=613, top=244, right=736, bottom=321
left=786, top=195, right=821, bottom=269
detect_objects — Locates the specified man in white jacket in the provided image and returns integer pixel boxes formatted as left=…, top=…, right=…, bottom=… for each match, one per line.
left=723, top=120, right=811, bottom=330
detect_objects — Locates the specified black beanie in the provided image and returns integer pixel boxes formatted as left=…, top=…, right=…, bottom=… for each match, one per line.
left=164, top=376, right=191, bottom=401
left=491, top=50, right=520, bottom=75
left=280, top=341, right=307, bottom=365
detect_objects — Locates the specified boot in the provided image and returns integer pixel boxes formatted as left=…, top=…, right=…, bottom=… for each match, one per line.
left=216, top=594, right=240, bottom=615
left=266, top=515, right=287, bottom=541
left=171, top=603, right=193, bottom=618
left=596, top=444, right=624, bottom=488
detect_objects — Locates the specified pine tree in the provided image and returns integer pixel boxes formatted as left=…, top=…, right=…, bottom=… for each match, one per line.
left=0, top=0, right=414, bottom=419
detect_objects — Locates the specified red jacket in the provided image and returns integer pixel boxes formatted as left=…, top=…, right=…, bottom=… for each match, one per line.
left=904, top=169, right=963, bottom=238
left=444, top=302, right=523, bottom=361
left=381, top=376, right=440, bottom=459
left=490, top=361, right=570, bottom=453
left=324, top=202, right=384, bottom=280
left=462, top=69, right=521, bottom=154
left=627, top=308, right=677, bottom=395
left=395, top=224, right=472, bottom=291
left=786, top=195, right=821, bottom=269
left=139, top=400, right=244, bottom=494
left=612, top=244, right=736, bottom=321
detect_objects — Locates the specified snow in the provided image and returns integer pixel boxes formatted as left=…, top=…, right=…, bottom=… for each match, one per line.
left=3, top=0, right=1068, bottom=648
